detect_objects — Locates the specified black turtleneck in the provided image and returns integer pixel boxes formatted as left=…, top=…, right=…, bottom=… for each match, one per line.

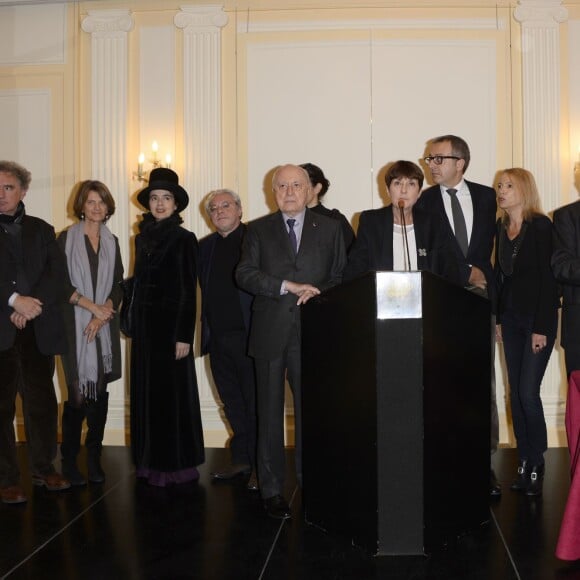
left=206, top=226, right=245, bottom=335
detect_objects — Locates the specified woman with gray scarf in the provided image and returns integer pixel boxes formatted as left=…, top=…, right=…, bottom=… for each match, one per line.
left=57, top=180, right=124, bottom=486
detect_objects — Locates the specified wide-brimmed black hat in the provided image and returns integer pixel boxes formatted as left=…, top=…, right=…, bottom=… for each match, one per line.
left=137, top=167, right=189, bottom=212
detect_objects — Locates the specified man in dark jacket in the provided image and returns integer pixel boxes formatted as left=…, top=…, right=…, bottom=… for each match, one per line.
left=0, top=160, right=70, bottom=504
left=552, top=199, right=580, bottom=376
left=416, top=135, right=500, bottom=496
left=199, top=189, right=257, bottom=490
left=236, top=164, right=346, bottom=519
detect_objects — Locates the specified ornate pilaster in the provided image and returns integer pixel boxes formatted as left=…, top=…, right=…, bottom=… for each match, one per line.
left=81, top=9, right=134, bottom=439
left=81, top=9, right=133, bottom=241
left=514, top=0, right=568, bottom=432
left=514, top=0, right=567, bottom=211
left=175, top=5, right=228, bottom=236
left=175, top=5, right=228, bottom=438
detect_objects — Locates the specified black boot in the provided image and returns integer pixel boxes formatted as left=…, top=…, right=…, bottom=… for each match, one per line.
left=510, top=459, right=529, bottom=492
left=61, top=402, right=87, bottom=486
left=85, top=392, right=109, bottom=484
left=525, top=464, right=545, bottom=497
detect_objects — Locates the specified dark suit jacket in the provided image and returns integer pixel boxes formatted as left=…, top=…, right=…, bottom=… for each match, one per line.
left=198, top=223, right=253, bottom=356
left=343, top=205, right=462, bottom=284
left=495, top=215, right=559, bottom=337
left=552, top=201, right=580, bottom=346
left=415, top=180, right=497, bottom=292
left=0, top=214, right=67, bottom=354
left=235, top=208, right=346, bottom=360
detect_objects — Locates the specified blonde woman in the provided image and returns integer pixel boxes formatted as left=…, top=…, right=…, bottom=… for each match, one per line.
left=494, top=168, right=559, bottom=497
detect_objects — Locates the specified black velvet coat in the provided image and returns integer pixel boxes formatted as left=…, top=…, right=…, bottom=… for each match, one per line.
left=130, top=213, right=204, bottom=471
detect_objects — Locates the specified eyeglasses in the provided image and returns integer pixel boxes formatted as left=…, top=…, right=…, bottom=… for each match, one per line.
left=208, top=201, right=234, bottom=213
left=424, top=155, right=461, bottom=165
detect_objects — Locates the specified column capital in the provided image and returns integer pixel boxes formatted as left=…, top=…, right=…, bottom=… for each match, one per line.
left=81, top=9, right=134, bottom=35
left=515, top=0, right=568, bottom=26
left=175, top=5, right=228, bottom=31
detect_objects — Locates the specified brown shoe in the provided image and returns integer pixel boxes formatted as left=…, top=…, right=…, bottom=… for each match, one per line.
left=1, top=485, right=28, bottom=504
left=32, top=472, right=71, bottom=491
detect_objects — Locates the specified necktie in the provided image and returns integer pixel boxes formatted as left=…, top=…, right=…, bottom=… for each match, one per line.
left=287, top=218, right=298, bottom=254
left=447, top=188, right=468, bottom=256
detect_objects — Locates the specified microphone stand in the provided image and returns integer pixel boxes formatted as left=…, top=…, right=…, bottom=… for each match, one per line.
left=398, top=200, right=411, bottom=271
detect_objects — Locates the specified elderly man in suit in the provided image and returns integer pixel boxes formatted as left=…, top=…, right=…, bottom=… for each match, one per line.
left=236, top=164, right=346, bottom=519
left=552, top=199, right=580, bottom=376
left=199, top=189, right=257, bottom=490
left=0, top=160, right=70, bottom=504
left=416, top=135, right=500, bottom=496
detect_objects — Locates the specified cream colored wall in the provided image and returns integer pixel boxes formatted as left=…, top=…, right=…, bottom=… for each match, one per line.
left=2, top=0, right=580, bottom=448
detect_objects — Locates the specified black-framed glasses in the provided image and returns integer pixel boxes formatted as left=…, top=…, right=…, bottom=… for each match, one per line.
left=424, top=155, right=461, bottom=165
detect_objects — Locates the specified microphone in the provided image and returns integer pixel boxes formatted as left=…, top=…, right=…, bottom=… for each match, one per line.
left=398, top=200, right=411, bottom=271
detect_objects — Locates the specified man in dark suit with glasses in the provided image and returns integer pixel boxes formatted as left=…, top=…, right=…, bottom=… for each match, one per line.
left=417, top=135, right=500, bottom=497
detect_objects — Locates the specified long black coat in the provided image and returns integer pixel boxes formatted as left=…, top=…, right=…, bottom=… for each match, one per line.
left=130, top=214, right=204, bottom=471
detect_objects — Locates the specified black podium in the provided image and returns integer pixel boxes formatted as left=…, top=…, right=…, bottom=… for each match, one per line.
left=301, top=271, right=491, bottom=555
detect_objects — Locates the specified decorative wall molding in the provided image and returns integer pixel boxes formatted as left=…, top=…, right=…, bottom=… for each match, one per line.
left=514, top=0, right=568, bottom=26
left=81, top=9, right=134, bottom=35
left=175, top=4, right=228, bottom=30
left=238, top=17, right=505, bottom=34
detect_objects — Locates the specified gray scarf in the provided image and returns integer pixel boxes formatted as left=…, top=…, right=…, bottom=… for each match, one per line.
left=65, top=222, right=115, bottom=399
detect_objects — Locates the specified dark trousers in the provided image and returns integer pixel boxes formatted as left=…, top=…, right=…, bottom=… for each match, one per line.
left=254, top=328, right=301, bottom=500
left=209, top=330, right=256, bottom=466
left=0, top=325, right=58, bottom=487
left=501, top=309, right=555, bottom=465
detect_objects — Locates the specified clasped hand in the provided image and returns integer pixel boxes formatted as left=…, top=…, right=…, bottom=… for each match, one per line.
left=285, top=281, right=321, bottom=305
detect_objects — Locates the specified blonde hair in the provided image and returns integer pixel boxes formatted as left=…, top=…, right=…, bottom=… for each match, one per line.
left=499, top=168, right=544, bottom=224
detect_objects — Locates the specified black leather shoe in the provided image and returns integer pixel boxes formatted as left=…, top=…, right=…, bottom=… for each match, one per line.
left=490, top=469, right=501, bottom=497
left=525, top=464, right=544, bottom=497
left=510, top=459, right=529, bottom=492
left=264, top=494, right=291, bottom=519
left=211, top=463, right=251, bottom=481
left=246, top=471, right=259, bottom=491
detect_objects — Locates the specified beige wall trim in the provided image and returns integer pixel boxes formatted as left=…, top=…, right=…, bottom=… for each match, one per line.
left=238, top=17, right=505, bottom=33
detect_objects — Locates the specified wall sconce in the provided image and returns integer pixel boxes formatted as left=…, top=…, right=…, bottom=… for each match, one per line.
left=134, top=141, right=172, bottom=182
left=575, top=146, right=580, bottom=174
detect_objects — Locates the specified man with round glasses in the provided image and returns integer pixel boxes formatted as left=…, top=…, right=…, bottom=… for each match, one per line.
left=417, top=134, right=500, bottom=497
left=199, top=189, right=258, bottom=491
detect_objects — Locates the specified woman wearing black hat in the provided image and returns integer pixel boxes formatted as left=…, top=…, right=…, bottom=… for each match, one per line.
left=130, top=167, right=204, bottom=486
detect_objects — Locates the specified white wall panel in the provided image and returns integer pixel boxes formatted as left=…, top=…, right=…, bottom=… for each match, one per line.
left=371, top=39, right=497, bottom=192
left=139, top=25, right=176, bottom=168
left=0, top=4, right=66, bottom=65
left=246, top=41, right=372, bottom=224
left=0, top=89, right=52, bottom=222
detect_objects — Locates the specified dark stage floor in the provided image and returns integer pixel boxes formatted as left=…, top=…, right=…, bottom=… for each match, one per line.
left=2, top=446, right=580, bottom=580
